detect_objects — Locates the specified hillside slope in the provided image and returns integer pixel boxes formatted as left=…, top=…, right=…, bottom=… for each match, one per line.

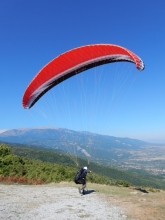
left=1, top=143, right=164, bottom=189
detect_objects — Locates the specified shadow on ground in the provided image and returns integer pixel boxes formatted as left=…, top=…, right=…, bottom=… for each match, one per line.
left=84, top=189, right=96, bottom=195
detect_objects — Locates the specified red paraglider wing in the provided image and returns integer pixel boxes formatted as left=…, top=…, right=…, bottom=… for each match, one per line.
left=22, top=44, right=145, bottom=109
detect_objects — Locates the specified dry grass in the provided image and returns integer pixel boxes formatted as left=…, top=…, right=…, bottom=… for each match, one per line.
left=55, top=182, right=165, bottom=220
left=0, top=175, right=44, bottom=184
left=2, top=180, right=164, bottom=219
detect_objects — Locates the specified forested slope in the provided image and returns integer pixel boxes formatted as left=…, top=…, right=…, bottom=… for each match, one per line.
left=1, top=143, right=164, bottom=189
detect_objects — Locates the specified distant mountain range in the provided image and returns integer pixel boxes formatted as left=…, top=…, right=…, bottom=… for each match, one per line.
left=0, top=127, right=149, bottom=160
left=1, top=127, right=165, bottom=177
left=0, top=127, right=147, bottom=151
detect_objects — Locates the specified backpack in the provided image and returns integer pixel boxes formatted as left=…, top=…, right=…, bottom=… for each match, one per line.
left=74, top=168, right=84, bottom=184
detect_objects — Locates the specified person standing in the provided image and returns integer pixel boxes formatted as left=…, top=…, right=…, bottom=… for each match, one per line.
left=74, top=166, right=91, bottom=195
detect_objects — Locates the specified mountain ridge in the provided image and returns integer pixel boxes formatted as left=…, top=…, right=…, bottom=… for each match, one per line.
left=1, top=127, right=165, bottom=177
left=0, top=127, right=148, bottom=152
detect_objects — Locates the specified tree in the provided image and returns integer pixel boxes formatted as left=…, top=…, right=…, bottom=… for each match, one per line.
left=0, top=144, right=12, bottom=157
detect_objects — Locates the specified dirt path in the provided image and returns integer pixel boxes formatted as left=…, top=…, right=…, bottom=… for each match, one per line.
left=0, top=184, right=128, bottom=220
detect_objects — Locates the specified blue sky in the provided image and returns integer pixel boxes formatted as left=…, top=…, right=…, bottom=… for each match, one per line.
left=0, top=0, right=165, bottom=143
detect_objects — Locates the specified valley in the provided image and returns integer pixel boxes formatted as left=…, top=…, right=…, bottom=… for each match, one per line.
left=0, top=128, right=165, bottom=178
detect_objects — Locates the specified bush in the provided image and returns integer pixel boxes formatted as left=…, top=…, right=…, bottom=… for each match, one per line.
left=117, top=179, right=130, bottom=187
left=0, top=144, right=12, bottom=157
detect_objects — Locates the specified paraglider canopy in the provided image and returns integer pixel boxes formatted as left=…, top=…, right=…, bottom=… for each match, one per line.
left=22, top=44, right=145, bottom=109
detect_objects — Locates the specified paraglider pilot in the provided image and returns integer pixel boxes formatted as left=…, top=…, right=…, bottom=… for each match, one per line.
left=74, top=166, right=91, bottom=195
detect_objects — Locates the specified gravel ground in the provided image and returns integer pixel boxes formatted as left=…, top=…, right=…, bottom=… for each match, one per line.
left=0, top=184, right=128, bottom=220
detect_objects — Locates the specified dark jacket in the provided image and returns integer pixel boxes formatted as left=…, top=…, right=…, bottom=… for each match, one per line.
left=81, top=168, right=90, bottom=180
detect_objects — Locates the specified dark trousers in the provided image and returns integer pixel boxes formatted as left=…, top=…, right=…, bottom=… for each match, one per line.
left=77, top=179, right=86, bottom=190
